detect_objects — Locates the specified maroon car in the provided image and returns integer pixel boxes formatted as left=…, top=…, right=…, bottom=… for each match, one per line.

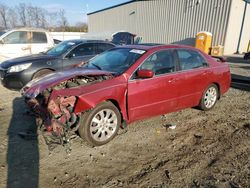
left=22, top=45, right=231, bottom=146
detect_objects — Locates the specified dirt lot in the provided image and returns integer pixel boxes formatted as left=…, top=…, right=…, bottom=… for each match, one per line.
left=0, top=62, right=249, bottom=188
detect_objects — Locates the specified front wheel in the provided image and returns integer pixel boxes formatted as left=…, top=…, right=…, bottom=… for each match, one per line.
left=33, top=69, right=53, bottom=80
left=199, top=84, right=219, bottom=111
left=78, top=101, right=121, bottom=146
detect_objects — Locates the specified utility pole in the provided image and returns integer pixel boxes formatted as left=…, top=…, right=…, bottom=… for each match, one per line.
left=236, top=0, right=250, bottom=54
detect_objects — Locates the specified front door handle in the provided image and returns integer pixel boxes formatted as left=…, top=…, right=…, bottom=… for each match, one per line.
left=168, top=78, right=180, bottom=83
left=202, top=71, right=209, bottom=76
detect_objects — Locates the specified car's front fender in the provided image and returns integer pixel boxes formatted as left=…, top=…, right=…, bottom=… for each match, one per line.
left=73, top=83, right=128, bottom=121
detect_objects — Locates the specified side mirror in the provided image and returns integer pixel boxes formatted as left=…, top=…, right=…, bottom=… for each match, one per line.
left=0, top=39, right=4, bottom=44
left=137, top=69, right=154, bottom=79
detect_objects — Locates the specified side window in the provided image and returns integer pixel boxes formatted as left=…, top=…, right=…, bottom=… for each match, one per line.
left=32, top=32, right=47, bottom=43
left=96, top=43, right=114, bottom=54
left=177, top=50, right=207, bottom=70
left=3, top=31, right=28, bottom=44
left=140, top=50, right=175, bottom=75
left=70, top=44, right=95, bottom=57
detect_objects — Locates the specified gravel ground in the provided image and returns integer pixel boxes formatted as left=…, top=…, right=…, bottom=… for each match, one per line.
left=0, top=63, right=249, bottom=188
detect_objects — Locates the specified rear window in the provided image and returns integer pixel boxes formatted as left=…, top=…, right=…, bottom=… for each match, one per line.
left=32, top=32, right=47, bottom=43
left=96, top=43, right=115, bottom=54
left=177, top=50, right=208, bottom=70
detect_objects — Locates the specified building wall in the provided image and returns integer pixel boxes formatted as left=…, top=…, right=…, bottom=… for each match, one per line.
left=88, top=0, right=249, bottom=54
left=88, top=3, right=136, bottom=34
left=224, top=0, right=250, bottom=54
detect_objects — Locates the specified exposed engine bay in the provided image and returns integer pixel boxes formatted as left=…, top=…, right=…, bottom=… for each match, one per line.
left=23, top=75, right=113, bottom=151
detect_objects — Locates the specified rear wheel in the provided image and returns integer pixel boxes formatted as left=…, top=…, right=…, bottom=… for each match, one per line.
left=244, top=52, right=250, bottom=60
left=33, top=69, right=53, bottom=80
left=78, top=101, right=121, bottom=146
left=199, top=84, right=218, bottom=110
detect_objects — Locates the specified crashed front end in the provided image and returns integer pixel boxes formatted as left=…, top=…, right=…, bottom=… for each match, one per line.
left=21, top=70, right=113, bottom=149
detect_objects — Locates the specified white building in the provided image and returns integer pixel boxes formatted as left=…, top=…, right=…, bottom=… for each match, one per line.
left=88, top=0, right=250, bottom=55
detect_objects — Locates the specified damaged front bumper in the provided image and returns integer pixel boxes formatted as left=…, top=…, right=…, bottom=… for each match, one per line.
left=21, top=73, right=113, bottom=149
left=25, top=93, right=80, bottom=148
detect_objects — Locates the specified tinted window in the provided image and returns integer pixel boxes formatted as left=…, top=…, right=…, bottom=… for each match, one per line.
left=32, top=32, right=47, bottom=43
left=177, top=50, right=207, bottom=70
left=3, top=31, right=29, bottom=44
left=70, top=43, right=95, bottom=57
left=140, top=50, right=175, bottom=75
left=96, top=43, right=114, bottom=54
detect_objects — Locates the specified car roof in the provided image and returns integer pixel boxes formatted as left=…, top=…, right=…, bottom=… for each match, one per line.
left=119, top=44, right=199, bottom=51
left=62, top=39, right=115, bottom=45
left=6, top=27, right=49, bottom=32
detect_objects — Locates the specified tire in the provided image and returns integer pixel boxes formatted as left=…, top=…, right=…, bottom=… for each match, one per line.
left=78, top=101, right=121, bottom=146
left=199, top=84, right=219, bottom=111
left=33, top=69, right=53, bottom=80
left=244, top=52, right=250, bottom=60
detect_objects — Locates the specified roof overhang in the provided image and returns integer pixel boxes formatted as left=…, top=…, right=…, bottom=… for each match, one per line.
left=87, top=0, right=148, bottom=16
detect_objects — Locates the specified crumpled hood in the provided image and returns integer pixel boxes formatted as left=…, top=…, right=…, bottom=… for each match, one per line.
left=22, top=68, right=113, bottom=98
left=0, top=54, right=57, bottom=69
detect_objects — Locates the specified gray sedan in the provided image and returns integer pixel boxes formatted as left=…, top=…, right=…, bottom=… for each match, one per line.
left=0, top=39, right=115, bottom=90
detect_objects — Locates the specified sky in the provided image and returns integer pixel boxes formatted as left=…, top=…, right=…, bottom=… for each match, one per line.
left=0, top=0, right=130, bottom=25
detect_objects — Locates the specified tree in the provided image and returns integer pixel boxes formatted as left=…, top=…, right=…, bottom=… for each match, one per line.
left=0, top=3, right=81, bottom=32
left=17, top=3, right=27, bottom=26
left=0, top=4, right=8, bottom=29
left=27, top=5, right=47, bottom=28
left=58, top=9, right=68, bottom=30
left=8, top=8, right=18, bottom=28
left=75, top=22, right=88, bottom=32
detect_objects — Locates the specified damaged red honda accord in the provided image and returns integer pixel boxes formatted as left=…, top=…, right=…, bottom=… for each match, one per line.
left=21, top=45, right=231, bottom=146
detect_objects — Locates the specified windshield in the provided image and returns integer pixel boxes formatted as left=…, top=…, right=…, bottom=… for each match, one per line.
left=46, top=41, right=77, bottom=56
left=87, top=48, right=146, bottom=74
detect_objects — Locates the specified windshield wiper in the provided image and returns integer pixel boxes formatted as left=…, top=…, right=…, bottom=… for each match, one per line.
left=91, top=63, right=102, bottom=70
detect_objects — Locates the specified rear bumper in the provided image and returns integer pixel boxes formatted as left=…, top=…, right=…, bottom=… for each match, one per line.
left=220, top=70, right=231, bottom=95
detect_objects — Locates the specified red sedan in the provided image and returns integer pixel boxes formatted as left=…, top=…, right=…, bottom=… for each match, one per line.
left=22, top=45, right=231, bottom=146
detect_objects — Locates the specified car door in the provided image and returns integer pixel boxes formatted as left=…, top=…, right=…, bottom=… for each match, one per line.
left=127, top=49, right=181, bottom=122
left=0, top=31, right=31, bottom=60
left=62, top=43, right=96, bottom=70
left=175, top=49, right=211, bottom=109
